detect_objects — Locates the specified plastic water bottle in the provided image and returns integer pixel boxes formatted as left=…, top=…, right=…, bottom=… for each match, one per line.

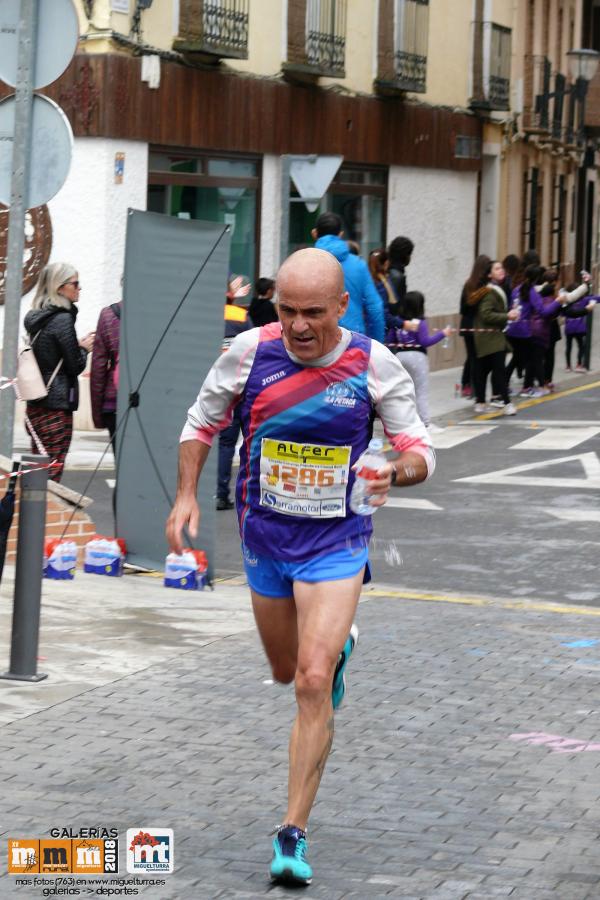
left=442, top=325, right=451, bottom=349
left=349, top=437, right=386, bottom=516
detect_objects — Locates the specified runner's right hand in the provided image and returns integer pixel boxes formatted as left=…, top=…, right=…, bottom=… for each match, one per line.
left=166, top=495, right=200, bottom=555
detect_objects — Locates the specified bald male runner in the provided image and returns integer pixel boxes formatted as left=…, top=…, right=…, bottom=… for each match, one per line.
left=166, top=248, right=435, bottom=886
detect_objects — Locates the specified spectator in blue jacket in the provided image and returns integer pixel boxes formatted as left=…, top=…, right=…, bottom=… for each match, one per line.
left=312, top=212, right=385, bottom=343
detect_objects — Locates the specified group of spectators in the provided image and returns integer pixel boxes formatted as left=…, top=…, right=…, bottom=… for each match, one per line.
left=459, top=250, right=595, bottom=414
left=24, top=222, right=595, bottom=486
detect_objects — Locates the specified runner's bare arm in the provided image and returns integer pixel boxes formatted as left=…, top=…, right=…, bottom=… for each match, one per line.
left=366, top=452, right=428, bottom=507
left=166, top=440, right=211, bottom=554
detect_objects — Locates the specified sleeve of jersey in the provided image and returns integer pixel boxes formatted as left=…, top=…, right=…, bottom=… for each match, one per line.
left=180, top=329, right=259, bottom=446
left=368, top=342, right=436, bottom=479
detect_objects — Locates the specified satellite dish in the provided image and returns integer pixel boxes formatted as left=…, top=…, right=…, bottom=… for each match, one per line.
left=0, top=94, right=73, bottom=209
left=0, top=0, right=79, bottom=90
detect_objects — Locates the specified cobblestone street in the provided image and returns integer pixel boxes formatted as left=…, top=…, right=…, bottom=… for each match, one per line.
left=2, top=584, right=600, bottom=899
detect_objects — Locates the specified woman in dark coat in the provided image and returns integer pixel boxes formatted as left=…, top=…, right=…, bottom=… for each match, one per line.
left=24, top=262, right=95, bottom=481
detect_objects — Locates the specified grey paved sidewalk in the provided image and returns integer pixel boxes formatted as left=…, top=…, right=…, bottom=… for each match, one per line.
left=2, top=571, right=600, bottom=898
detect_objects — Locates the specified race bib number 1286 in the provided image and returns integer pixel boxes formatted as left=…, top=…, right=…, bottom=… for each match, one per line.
left=259, top=439, right=351, bottom=517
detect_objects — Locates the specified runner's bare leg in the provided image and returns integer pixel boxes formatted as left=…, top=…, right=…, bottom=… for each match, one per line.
left=251, top=591, right=298, bottom=684
left=285, top=571, right=363, bottom=830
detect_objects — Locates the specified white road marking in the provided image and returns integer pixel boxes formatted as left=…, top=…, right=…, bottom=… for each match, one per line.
left=455, top=451, right=600, bottom=489
left=385, top=498, right=443, bottom=511
left=510, top=427, right=600, bottom=450
left=462, top=419, right=600, bottom=427
left=547, top=509, right=600, bottom=523
left=429, top=425, right=497, bottom=448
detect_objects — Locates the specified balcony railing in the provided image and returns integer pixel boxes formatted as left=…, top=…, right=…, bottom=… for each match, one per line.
left=522, top=55, right=586, bottom=147
left=393, top=0, right=429, bottom=92
left=305, top=0, right=346, bottom=76
left=285, top=0, right=346, bottom=79
left=488, top=23, right=510, bottom=109
left=394, top=50, right=427, bottom=92
left=523, top=54, right=551, bottom=131
left=470, top=21, right=510, bottom=111
left=175, top=0, right=249, bottom=60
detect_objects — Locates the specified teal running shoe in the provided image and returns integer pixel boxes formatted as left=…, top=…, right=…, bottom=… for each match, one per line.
left=332, top=623, right=359, bottom=710
left=270, top=825, right=312, bottom=885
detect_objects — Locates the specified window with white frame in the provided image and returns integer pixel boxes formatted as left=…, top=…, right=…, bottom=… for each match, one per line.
left=394, top=0, right=429, bottom=93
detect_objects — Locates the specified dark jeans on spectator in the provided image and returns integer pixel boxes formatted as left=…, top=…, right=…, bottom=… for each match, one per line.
left=544, top=341, right=559, bottom=384
left=566, top=333, right=586, bottom=368
left=461, top=333, right=476, bottom=390
left=102, top=411, right=117, bottom=456
left=217, top=404, right=242, bottom=502
left=476, top=351, right=509, bottom=404
left=529, top=342, right=546, bottom=388
left=506, top=336, right=529, bottom=385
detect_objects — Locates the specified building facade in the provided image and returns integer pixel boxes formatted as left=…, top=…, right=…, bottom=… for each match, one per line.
left=470, top=0, right=595, bottom=285
left=1, top=0, right=596, bottom=428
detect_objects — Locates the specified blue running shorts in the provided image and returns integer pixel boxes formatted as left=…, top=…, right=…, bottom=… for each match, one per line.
left=242, top=542, right=371, bottom=598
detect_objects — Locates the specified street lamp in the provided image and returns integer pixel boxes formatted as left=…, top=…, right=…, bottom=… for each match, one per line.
left=566, top=48, right=600, bottom=83
left=565, top=49, right=600, bottom=370
left=565, top=48, right=600, bottom=143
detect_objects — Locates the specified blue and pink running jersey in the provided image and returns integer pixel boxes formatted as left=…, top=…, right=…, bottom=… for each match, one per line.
left=182, top=324, right=435, bottom=563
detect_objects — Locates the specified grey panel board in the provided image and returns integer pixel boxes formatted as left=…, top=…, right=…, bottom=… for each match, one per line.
left=116, top=210, right=230, bottom=575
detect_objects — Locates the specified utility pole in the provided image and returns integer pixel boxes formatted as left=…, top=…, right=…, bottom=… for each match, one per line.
left=0, top=0, right=38, bottom=458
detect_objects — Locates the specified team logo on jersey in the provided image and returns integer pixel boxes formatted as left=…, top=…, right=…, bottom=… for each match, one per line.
left=324, top=382, right=357, bottom=408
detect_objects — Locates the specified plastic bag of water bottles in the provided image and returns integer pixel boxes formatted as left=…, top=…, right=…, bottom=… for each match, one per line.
left=43, top=539, right=78, bottom=580
left=84, top=535, right=127, bottom=577
left=164, top=548, right=208, bottom=591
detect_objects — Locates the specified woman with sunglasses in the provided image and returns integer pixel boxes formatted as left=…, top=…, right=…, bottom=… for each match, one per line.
left=23, top=262, right=95, bottom=481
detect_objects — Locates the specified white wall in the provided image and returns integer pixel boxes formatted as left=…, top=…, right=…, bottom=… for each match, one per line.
left=259, top=155, right=282, bottom=279
left=386, top=166, right=478, bottom=317
left=46, top=137, right=149, bottom=334
left=479, top=146, right=501, bottom=258
left=0, top=137, right=148, bottom=430
left=0, top=137, right=148, bottom=343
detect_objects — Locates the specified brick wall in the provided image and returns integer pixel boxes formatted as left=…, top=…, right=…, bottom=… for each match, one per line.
left=0, top=468, right=96, bottom=566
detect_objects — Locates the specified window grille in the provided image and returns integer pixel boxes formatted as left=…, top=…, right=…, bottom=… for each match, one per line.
left=487, top=23, right=511, bottom=109
left=177, top=0, right=249, bottom=58
left=306, top=0, right=347, bottom=76
left=394, top=0, right=429, bottom=93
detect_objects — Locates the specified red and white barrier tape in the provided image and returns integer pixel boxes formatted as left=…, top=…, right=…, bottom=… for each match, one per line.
left=0, top=460, right=60, bottom=482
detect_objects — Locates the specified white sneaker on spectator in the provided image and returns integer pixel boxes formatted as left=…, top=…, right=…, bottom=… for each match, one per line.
left=489, top=397, right=505, bottom=408
left=503, top=402, right=517, bottom=416
left=474, top=403, right=487, bottom=414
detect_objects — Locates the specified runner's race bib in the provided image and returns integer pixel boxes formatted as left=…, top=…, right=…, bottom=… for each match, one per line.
left=259, top=439, right=351, bottom=517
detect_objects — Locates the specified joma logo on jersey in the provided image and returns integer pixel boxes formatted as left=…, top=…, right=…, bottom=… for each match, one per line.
left=127, top=828, right=174, bottom=874
left=262, top=369, right=286, bottom=386
left=324, top=382, right=357, bottom=408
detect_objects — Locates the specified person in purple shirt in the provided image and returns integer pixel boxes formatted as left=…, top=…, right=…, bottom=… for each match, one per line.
left=565, top=289, right=597, bottom=371
left=510, top=265, right=583, bottom=396
left=393, top=291, right=453, bottom=429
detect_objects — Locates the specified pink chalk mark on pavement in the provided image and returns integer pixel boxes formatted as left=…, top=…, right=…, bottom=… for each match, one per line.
left=510, top=732, right=600, bottom=753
